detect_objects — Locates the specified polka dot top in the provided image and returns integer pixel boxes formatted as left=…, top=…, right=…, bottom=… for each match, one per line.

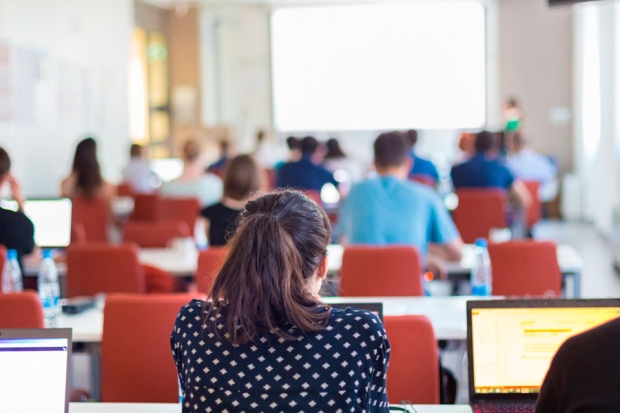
left=171, top=299, right=391, bottom=412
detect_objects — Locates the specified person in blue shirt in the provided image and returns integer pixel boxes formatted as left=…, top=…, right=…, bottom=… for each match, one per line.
left=339, top=132, right=462, bottom=274
left=276, top=136, right=338, bottom=192
left=404, top=130, right=440, bottom=185
left=451, top=130, right=530, bottom=208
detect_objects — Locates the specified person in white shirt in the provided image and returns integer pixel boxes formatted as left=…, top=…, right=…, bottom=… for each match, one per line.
left=506, top=132, right=558, bottom=202
left=122, top=144, right=160, bottom=194
left=160, top=140, right=223, bottom=207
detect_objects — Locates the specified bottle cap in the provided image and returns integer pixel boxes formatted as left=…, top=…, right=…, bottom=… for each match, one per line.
left=474, top=238, right=488, bottom=248
left=7, top=249, right=17, bottom=260
left=42, top=249, right=53, bottom=259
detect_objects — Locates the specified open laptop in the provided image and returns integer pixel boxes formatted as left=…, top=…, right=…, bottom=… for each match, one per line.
left=328, top=302, right=384, bottom=322
left=467, top=299, right=620, bottom=413
left=0, top=328, right=72, bottom=413
left=0, top=198, right=72, bottom=248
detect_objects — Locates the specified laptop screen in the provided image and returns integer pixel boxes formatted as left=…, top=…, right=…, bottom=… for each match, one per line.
left=470, top=306, right=620, bottom=395
left=0, top=335, right=70, bottom=412
left=1, top=198, right=72, bottom=248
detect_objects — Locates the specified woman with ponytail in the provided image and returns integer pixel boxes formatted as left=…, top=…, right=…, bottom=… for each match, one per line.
left=171, top=190, right=390, bottom=412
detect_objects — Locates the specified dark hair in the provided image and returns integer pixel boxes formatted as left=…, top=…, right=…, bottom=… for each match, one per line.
left=403, top=130, right=418, bottom=148
left=0, top=147, right=11, bottom=181
left=72, top=138, right=103, bottom=199
left=183, top=140, right=200, bottom=162
left=223, top=155, right=263, bottom=201
left=130, top=144, right=143, bottom=158
left=474, top=131, right=495, bottom=153
left=324, top=138, right=346, bottom=160
left=206, top=191, right=332, bottom=345
left=286, top=137, right=300, bottom=151
left=300, top=136, right=319, bottom=156
left=257, top=130, right=266, bottom=143
left=374, top=132, right=408, bottom=168
left=219, top=140, right=230, bottom=154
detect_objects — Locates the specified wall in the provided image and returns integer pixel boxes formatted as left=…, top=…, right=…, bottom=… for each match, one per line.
left=0, top=0, right=133, bottom=196
left=498, top=0, right=573, bottom=172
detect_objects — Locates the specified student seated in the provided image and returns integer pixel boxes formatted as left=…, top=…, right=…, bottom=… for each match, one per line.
left=160, top=139, right=223, bottom=207
left=122, top=144, right=160, bottom=194
left=403, top=130, right=439, bottom=185
left=0, top=147, right=35, bottom=263
left=201, top=155, right=264, bottom=246
left=537, top=317, right=620, bottom=412
left=171, top=191, right=390, bottom=412
left=206, top=139, right=232, bottom=177
left=276, top=136, right=338, bottom=192
left=451, top=130, right=530, bottom=208
left=339, top=132, right=462, bottom=272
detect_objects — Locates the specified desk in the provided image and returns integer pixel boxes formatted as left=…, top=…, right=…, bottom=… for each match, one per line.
left=68, top=403, right=473, bottom=413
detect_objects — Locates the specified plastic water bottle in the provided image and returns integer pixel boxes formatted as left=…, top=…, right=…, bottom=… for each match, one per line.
left=38, top=250, right=61, bottom=327
left=471, top=239, right=492, bottom=296
left=2, top=249, right=23, bottom=293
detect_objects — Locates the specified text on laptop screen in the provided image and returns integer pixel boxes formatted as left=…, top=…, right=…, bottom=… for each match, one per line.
left=0, top=338, right=69, bottom=412
left=471, top=307, right=620, bottom=394
left=1, top=199, right=72, bottom=248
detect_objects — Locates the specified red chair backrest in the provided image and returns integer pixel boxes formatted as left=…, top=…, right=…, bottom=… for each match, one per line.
left=66, top=244, right=145, bottom=297
left=524, top=181, right=541, bottom=228
left=101, top=293, right=206, bottom=402
left=130, top=194, right=161, bottom=221
left=303, top=190, right=323, bottom=206
left=340, top=246, right=423, bottom=297
left=124, top=220, right=191, bottom=248
left=265, top=168, right=278, bottom=190
left=0, top=291, right=45, bottom=328
left=384, top=315, right=439, bottom=404
left=488, top=241, right=561, bottom=297
left=196, top=247, right=228, bottom=294
left=0, top=245, right=7, bottom=287
left=71, top=197, right=109, bottom=243
left=116, top=183, right=134, bottom=197
left=160, top=197, right=200, bottom=237
left=452, top=189, right=508, bottom=243
left=409, top=174, right=436, bottom=188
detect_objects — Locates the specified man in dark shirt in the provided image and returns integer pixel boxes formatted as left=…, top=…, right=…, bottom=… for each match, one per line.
left=276, top=136, right=338, bottom=192
left=536, top=317, right=620, bottom=413
left=404, top=129, right=440, bottom=184
left=0, top=147, right=35, bottom=261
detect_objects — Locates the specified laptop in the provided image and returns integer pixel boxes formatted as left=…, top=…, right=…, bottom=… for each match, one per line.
left=0, top=198, right=72, bottom=248
left=467, top=299, right=620, bottom=413
left=328, top=301, right=384, bottom=322
left=0, top=328, right=72, bottom=413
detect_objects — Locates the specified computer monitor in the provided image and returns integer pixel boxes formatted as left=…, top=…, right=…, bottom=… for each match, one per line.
left=467, top=299, right=620, bottom=402
left=0, top=198, right=72, bottom=248
left=0, top=328, right=72, bottom=413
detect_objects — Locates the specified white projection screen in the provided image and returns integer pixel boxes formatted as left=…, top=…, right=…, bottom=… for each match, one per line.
left=271, top=1, right=487, bottom=131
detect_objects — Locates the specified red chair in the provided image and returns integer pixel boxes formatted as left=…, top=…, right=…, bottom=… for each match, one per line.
left=0, top=245, right=7, bottom=287
left=524, top=181, right=542, bottom=228
left=160, top=197, right=200, bottom=237
left=409, top=174, right=436, bottom=188
left=0, top=291, right=44, bottom=328
left=130, top=194, right=161, bottom=221
left=340, top=246, right=423, bottom=297
left=452, top=189, right=508, bottom=243
left=384, top=315, right=439, bottom=404
left=66, top=244, right=145, bottom=297
left=488, top=241, right=561, bottom=297
left=71, top=197, right=109, bottom=243
left=265, top=169, right=278, bottom=190
left=101, top=293, right=206, bottom=402
left=124, top=220, right=191, bottom=248
left=304, top=190, right=323, bottom=206
left=196, top=247, right=228, bottom=294
left=116, top=183, right=134, bottom=197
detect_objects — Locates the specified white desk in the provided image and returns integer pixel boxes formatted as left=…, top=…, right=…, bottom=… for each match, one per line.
left=68, top=403, right=472, bottom=413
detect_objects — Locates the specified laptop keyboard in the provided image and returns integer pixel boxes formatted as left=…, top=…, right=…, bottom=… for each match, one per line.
left=473, top=403, right=536, bottom=413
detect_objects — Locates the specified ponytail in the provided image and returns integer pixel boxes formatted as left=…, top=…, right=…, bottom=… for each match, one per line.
left=206, top=191, right=331, bottom=345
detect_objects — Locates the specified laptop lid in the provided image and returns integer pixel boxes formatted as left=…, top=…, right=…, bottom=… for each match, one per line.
left=467, top=299, right=620, bottom=404
left=0, top=328, right=72, bottom=413
left=328, top=302, right=384, bottom=323
left=1, top=198, right=72, bottom=248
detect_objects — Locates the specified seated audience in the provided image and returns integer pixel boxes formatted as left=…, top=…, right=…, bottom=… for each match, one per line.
left=207, top=140, right=231, bottom=176
left=506, top=132, right=558, bottom=202
left=451, top=131, right=530, bottom=208
left=253, top=130, right=282, bottom=168
left=160, top=140, right=223, bottom=207
left=536, top=317, right=620, bottom=412
left=0, top=147, right=35, bottom=263
left=323, top=138, right=364, bottom=183
left=403, top=130, right=439, bottom=185
left=122, top=144, right=160, bottom=194
left=61, top=137, right=116, bottom=202
left=171, top=191, right=390, bottom=411
left=340, top=132, right=462, bottom=265
left=276, top=136, right=338, bottom=192
left=274, top=136, right=302, bottom=170
left=201, top=155, right=264, bottom=246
